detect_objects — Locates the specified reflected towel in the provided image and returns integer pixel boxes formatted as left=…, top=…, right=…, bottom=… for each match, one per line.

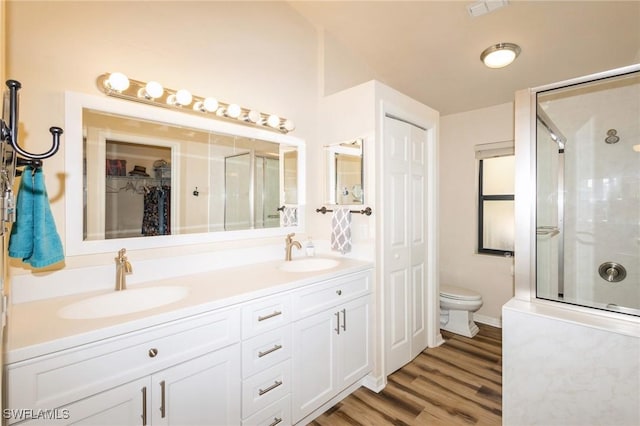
left=331, top=207, right=352, bottom=254
left=8, top=166, right=64, bottom=268
left=282, top=206, right=297, bottom=227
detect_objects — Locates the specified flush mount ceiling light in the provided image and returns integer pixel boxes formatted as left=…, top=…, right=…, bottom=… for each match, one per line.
left=480, top=42, right=521, bottom=68
left=97, top=72, right=295, bottom=133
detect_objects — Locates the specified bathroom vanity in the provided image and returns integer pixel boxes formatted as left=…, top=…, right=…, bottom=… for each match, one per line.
left=4, top=258, right=373, bottom=425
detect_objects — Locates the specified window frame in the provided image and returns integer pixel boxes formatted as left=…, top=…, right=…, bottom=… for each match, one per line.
left=475, top=140, right=515, bottom=257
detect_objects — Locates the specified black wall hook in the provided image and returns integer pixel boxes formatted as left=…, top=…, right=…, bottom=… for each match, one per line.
left=1, top=80, right=63, bottom=161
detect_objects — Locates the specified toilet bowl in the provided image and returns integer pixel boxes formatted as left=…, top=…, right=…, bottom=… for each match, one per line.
left=439, top=285, right=483, bottom=338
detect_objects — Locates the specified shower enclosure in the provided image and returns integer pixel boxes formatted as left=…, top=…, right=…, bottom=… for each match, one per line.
left=224, top=152, right=280, bottom=231
left=535, top=67, right=639, bottom=316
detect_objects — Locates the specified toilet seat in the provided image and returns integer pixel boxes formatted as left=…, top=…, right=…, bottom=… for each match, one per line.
left=440, top=285, right=482, bottom=301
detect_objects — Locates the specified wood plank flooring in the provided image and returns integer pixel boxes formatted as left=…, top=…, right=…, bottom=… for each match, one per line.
left=309, top=324, right=502, bottom=426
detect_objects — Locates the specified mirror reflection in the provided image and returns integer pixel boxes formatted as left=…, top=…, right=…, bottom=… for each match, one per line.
left=325, top=138, right=363, bottom=205
left=83, top=109, right=299, bottom=241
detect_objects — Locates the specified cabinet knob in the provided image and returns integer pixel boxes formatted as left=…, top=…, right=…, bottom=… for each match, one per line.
left=148, top=348, right=159, bottom=358
left=336, top=289, right=342, bottom=296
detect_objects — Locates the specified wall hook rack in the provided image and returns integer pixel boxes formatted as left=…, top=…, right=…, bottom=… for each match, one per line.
left=0, top=79, right=63, bottom=234
left=1, top=80, right=63, bottom=161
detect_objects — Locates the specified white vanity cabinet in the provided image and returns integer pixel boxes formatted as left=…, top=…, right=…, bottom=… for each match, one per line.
left=5, top=262, right=375, bottom=426
left=33, top=347, right=241, bottom=426
left=6, top=307, right=241, bottom=425
left=241, top=294, right=293, bottom=426
left=290, top=270, right=373, bottom=423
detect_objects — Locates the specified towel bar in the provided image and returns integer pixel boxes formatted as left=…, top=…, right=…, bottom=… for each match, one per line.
left=316, top=206, right=372, bottom=216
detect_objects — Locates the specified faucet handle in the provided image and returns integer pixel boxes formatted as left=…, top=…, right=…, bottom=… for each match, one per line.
left=117, top=248, right=127, bottom=260
left=286, top=233, right=295, bottom=242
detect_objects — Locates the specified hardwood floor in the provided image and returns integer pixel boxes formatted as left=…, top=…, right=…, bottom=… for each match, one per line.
left=309, top=324, right=502, bottom=426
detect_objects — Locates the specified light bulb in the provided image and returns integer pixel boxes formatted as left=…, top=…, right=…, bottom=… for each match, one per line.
left=137, top=81, right=164, bottom=99
left=105, top=72, right=129, bottom=92
left=175, top=89, right=192, bottom=106
left=145, top=81, right=164, bottom=99
left=226, top=104, right=241, bottom=118
left=203, top=97, right=219, bottom=112
left=193, top=101, right=205, bottom=111
left=246, top=110, right=261, bottom=123
left=266, top=114, right=280, bottom=128
left=282, top=119, right=295, bottom=132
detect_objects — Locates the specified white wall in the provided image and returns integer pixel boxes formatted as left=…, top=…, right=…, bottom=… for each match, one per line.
left=439, top=103, right=515, bottom=324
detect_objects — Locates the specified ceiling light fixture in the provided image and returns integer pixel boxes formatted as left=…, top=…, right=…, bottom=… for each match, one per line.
left=96, top=72, right=295, bottom=133
left=480, top=42, right=521, bottom=68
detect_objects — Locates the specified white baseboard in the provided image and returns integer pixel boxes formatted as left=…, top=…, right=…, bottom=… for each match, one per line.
left=362, top=373, right=386, bottom=393
left=473, top=313, right=502, bottom=328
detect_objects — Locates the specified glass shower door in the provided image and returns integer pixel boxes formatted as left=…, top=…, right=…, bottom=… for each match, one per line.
left=536, top=69, right=640, bottom=316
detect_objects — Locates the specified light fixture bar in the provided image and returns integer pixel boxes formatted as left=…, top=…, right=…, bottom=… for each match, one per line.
left=97, top=73, right=295, bottom=133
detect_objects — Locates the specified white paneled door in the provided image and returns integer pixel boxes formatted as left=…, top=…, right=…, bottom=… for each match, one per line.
left=384, top=116, right=428, bottom=375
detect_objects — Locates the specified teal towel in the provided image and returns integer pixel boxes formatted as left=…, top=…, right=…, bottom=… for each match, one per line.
left=9, top=166, right=64, bottom=268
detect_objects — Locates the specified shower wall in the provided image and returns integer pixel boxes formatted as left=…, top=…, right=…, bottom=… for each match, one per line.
left=540, top=74, right=640, bottom=311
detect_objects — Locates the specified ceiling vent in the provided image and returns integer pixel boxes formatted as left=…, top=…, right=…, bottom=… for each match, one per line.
left=467, top=0, right=509, bottom=18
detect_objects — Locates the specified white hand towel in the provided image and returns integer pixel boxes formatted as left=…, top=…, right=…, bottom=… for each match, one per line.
left=331, top=207, right=352, bottom=254
left=282, top=206, right=297, bottom=227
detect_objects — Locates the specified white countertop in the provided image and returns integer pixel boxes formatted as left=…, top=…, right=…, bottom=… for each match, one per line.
left=6, top=257, right=373, bottom=364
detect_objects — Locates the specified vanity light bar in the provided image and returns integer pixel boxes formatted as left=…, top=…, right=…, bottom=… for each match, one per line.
left=97, top=72, right=295, bottom=133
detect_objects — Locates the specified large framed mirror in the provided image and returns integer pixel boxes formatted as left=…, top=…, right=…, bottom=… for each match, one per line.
left=324, top=138, right=364, bottom=205
left=65, top=92, right=305, bottom=255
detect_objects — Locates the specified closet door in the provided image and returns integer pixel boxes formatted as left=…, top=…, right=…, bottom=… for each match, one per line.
left=409, top=123, right=428, bottom=359
left=383, top=117, right=428, bottom=375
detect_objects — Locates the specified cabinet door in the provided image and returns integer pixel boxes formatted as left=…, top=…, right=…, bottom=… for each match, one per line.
left=151, top=344, right=241, bottom=426
left=291, top=309, right=336, bottom=422
left=16, top=378, right=149, bottom=426
left=336, top=296, right=372, bottom=388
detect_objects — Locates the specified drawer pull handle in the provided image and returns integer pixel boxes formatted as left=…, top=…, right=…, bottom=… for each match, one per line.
left=341, top=308, right=347, bottom=331
left=335, top=311, right=341, bottom=335
left=258, top=380, right=283, bottom=396
left=336, top=289, right=342, bottom=295
left=160, top=380, right=166, bottom=418
left=148, top=348, right=158, bottom=358
left=269, top=417, right=283, bottom=426
left=141, top=386, right=147, bottom=426
left=258, top=344, right=283, bottom=358
left=258, top=310, right=282, bottom=322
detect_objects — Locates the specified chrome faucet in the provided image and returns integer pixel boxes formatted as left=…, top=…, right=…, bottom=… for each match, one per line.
left=284, top=233, right=302, bottom=261
left=115, top=248, right=133, bottom=291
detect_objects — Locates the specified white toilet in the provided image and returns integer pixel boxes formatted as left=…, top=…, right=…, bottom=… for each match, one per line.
left=439, top=285, right=483, bottom=338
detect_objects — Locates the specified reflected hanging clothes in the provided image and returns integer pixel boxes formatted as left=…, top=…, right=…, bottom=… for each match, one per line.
left=142, top=185, right=171, bottom=236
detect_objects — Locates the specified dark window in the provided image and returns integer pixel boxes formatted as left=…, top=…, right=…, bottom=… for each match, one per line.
left=478, top=155, right=515, bottom=255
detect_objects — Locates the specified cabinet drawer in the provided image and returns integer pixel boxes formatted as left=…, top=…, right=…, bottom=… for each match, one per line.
left=242, top=360, right=291, bottom=419
left=242, top=325, right=292, bottom=379
left=292, top=270, right=371, bottom=320
left=242, top=395, right=291, bottom=426
left=6, top=307, right=240, bottom=412
left=242, top=294, right=292, bottom=339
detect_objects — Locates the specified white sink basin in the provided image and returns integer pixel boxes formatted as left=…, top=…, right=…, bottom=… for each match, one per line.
left=278, top=257, right=340, bottom=272
left=58, top=286, right=189, bottom=320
